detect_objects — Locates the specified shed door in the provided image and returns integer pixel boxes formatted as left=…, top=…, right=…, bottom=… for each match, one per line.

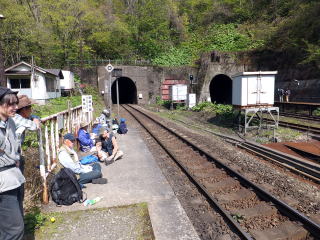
left=247, top=76, right=258, bottom=105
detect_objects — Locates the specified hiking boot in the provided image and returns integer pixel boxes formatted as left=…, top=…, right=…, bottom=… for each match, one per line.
left=92, top=178, right=108, bottom=184
left=113, top=151, right=124, bottom=161
left=105, top=159, right=114, bottom=166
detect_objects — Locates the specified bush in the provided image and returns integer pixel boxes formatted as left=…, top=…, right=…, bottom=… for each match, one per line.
left=192, top=102, right=233, bottom=115
left=155, top=96, right=172, bottom=109
left=313, top=108, right=320, bottom=116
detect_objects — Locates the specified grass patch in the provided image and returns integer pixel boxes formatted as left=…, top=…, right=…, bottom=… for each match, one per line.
left=32, top=86, right=104, bottom=119
left=32, top=203, right=154, bottom=240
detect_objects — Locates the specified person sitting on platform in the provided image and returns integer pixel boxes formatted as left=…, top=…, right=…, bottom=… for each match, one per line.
left=97, top=127, right=123, bottom=165
left=98, top=109, right=110, bottom=125
left=58, top=133, right=107, bottom=185
left=92, top=118, right=103, bottom=136
left=78, top=121, right=95, bottom=152
left=117, top=118, right=128, bottom=135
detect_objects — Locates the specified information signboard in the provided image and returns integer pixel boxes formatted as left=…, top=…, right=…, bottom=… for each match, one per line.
left=82, top=95, right=93, bottom=112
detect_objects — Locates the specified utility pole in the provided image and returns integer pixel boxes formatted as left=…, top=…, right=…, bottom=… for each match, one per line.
left=0, top=14, right=6, bottom=87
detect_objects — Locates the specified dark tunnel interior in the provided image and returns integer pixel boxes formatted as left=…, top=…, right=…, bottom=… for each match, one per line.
left=111, top=77, right=137, bottom=104
left=209, top=74, right=232, bottom=104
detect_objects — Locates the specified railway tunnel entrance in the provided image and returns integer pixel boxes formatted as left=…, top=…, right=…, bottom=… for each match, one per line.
left=209, top=74, right=232, bottom=104
left=111, top=77, right=137, bottom=104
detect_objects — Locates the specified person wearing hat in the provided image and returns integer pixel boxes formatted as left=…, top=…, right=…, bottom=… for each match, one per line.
left=0, top=87, right=25, bottom=240
left=13, top=95, right=40, bottom=169
left=92, top=118, right=103, bottom=136
left=78, top=121, right=94, bottom=152
left=58, top=133, right=107, bottom=185
left=98, top=127, right=124, bottom=165
left=12, top=95, right=40, bottom=218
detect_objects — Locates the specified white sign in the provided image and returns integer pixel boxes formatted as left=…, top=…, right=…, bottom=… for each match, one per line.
left=57, top=115, right=64, bottom=130
left=82, top=95, right=93, bottom=112
left=106, top=63, right=114, bottom=73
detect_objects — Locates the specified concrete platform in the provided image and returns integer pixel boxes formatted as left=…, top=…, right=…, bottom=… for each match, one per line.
left=44, top=127, right=200, bottom=240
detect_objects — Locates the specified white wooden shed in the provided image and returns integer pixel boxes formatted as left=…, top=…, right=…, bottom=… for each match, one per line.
left=60, top=70, right=75, bottom=96
left=232, top=71, right=278, bottom=108
left=5, top=61, right=62, bottom=104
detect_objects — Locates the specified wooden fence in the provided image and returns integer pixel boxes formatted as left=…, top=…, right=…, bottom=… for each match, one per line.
left=38, top=102, right=93, bottom=203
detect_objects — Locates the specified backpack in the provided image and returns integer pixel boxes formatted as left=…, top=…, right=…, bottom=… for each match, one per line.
left=80, top=155, right=99, bottom=165
left=50, top=168, right=85, bottom=206
left=118, top=122, right=128, bottom=134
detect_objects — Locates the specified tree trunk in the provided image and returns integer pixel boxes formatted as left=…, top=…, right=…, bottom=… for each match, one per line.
left=0, top=42, right=6, bottom=87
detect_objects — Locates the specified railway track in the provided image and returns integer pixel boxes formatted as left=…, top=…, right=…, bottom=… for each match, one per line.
left=171, top=118, right=320, bottom=184
left=280, top=112, right=320, bottom=122
left=123, top=104, right=320, bottom=240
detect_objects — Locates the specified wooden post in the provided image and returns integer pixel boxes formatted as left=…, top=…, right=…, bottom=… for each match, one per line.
left=38, top=127, right=49, bottom=204
left=55, top=118, right=60, bottom=153
left=67, top=100, right=71, bottom=133
left=50, top=120, right=57, bottom=171
left=45, top=125, right=51, bottom=170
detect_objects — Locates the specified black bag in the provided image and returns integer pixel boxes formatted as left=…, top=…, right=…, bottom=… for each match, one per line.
left=50, top=168, right=84, bottom=206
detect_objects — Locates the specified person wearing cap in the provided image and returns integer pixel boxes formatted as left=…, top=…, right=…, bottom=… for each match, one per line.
left=0, top=87, right=25, bottom=240
left=98, top=109, right=110, bottom=125
left=117, top=118, right=128, bottom=134
left=98, top=127, right=123, bottom=165
left=78, top=121, right=94, bottom=152
left=58, top=133, right=107, bottom=185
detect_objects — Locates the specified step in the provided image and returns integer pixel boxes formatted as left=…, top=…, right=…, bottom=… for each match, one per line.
left=230, top=202, right=277, bottom=219
left=250, top=221, right=308, bottom=240
left=204, top=178, right=240, bottom=193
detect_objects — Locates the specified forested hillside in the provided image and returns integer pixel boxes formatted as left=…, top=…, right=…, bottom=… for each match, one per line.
left=0, top=0, right=319, bottom=68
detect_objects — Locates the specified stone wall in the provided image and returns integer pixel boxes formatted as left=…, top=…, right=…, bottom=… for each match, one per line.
left=68, top=49, right=320, bottom=105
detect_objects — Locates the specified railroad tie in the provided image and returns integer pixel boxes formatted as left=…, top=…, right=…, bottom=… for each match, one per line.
left=250, top=221, right=308, bottom=240
left=204, top=178, right=240, bottom=193
left=229, top=202, right=277, bottom=220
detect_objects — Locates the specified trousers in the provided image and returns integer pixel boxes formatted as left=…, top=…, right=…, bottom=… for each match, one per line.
left=0, top=188, right=24, bottom=240
left=79, top=163, right=102, bottom=184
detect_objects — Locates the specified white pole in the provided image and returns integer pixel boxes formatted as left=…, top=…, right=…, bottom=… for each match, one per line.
left=116, top=78, right=119, bottom=120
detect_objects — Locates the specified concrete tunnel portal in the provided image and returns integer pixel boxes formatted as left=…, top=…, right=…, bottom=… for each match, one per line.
left=111, top=77, right=138, bottom=104
left=209, top=74, right=232, bottom=104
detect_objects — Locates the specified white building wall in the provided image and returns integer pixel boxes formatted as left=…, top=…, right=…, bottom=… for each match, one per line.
left=31, top=73, right=47, bottom=100
left=61, top=70, right=75, bottom=89
left=232, top=71, right=277, bottom=107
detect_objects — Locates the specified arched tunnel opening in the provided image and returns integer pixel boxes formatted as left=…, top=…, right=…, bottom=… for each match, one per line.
left=111, top=77, right=137, bottom=104
left=209, top=74, right=232, bottom=104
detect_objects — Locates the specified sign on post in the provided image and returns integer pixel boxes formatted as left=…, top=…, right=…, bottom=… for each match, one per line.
left=82, top=95, right=93, bottom=112
left=106, top=63, right=114, bottom=73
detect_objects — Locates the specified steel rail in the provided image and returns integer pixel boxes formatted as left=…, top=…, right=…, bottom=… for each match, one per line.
left=239, top=141, right=320, bottom=182
left=123, top=104, right=253, bottom=240
left=280, top=112, right=320, bottom=122
left=125, top=104, right=320, bottom=237
left=172, top=118, right=320, bottom=183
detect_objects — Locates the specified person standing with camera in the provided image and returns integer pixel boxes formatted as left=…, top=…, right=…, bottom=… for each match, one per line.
left=0, top=87, right=25, bottom=240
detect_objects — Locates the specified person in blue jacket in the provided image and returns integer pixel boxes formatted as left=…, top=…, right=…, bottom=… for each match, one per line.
left=92, top=119, right=103, bottom=136
left=78, top=121, right=94, bottom=152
